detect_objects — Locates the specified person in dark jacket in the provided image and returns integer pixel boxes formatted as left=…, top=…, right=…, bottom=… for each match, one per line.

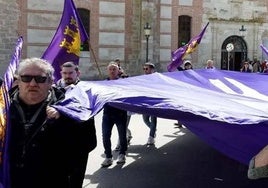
left=8, top=58, right=90, bottom=188
left=55, top=61, right=97, bottom=187
left=240, top=61, right=252, bottom=73
left=101, top=62, right=128, bottom=167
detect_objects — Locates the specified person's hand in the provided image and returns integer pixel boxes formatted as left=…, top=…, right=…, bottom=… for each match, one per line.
left=46, top=106, right=60, bottom=119
left=255, top=145, right=268, bottom=168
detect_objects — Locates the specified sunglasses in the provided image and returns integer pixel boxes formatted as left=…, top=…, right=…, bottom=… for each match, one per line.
left=20, top=75, right=48, bottom=83
left=143, top=67, right=149, bottom=71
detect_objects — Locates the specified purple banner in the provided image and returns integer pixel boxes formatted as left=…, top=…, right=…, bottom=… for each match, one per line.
left=167, top=22, right=209, bottom=72
left=55, top=69, right=268, bottom=165
left=4, top=36, right=23, bottom=90
left=41, top=0, right=89, bottom=81
left=0, top=36, right=23, bottom=188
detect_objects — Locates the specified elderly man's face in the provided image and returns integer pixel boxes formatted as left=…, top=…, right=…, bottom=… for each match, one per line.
left=18, top=65, right=52, bottom=105
left=107, top=65, right=119, bottom=80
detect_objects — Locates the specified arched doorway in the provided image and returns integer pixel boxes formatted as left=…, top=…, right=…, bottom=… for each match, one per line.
left=221, top=36, right=247, bottom=71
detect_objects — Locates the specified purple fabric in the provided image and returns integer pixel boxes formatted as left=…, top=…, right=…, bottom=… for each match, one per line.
left=0, top=85, right=10, bottom=188
left=56, top=69, right=268, bottom=165
left=0, top=36, right=23, bottom=188
left=167, top=48, right=184, bottom=72
left=41, top=0, right=89, bottom=82
left=4, top=36, right=23, bottom=90
left=167, top=22, right=209, bottom=72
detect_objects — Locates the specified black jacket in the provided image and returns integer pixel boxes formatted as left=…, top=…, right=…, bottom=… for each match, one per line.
left=8, top=87, right=78, bottom=188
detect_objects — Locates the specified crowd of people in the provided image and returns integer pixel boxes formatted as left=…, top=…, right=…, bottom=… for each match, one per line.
left=240, top=59, right=268, bottom=73
left=100, top=59, right=159, bottom=167
left=4, top=56, right=268, bottom=188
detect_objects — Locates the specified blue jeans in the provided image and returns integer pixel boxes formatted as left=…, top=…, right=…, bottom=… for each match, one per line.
left=142, top=115, right=157, bottom=137
left=102, top=113, right=127, bottom=158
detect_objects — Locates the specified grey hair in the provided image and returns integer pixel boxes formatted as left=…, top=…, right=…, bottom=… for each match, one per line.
left=107, top=61, right=119, bottom=69
left=17, top=57, right=55, bottom=80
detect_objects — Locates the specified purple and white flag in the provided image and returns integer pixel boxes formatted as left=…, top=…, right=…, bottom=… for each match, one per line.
left=55, top=69, right=268, bottom=165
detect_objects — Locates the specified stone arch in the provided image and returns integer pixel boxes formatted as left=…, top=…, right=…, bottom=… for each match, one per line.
left=221, top=35, right=247, bottom=71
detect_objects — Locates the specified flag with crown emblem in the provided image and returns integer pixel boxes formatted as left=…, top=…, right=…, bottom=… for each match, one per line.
left=42, top=0, right=89, bottom=81
left=167, top=22, right=209, bottom=72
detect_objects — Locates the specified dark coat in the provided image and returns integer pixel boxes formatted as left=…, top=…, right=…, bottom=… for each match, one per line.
left=54, top=82, right=97, bottom=187
left=8, top=87, right=80, bottom=188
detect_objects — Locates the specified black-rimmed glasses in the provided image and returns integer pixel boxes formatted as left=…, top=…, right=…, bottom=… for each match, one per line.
left=20, top=75, right=48, bottom=83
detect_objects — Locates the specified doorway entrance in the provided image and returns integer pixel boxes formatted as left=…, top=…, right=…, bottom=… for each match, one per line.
left=221, top=36, right=247, bottom=71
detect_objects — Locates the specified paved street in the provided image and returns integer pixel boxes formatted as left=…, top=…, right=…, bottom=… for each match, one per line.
left=82, top=111, right=268, bottom=188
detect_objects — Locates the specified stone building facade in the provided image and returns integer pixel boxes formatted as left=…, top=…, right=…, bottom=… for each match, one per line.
left=0, top=0, right=268, bottom=79
left=0, top=0, right=20, bottom=74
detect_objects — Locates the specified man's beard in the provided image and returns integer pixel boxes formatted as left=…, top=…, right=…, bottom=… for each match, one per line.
left=64, top=78, right=74, bottom=85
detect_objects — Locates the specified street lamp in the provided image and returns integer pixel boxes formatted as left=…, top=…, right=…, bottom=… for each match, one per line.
left=144, top=22, right=151, bottom=62
left=239, top=25, right=247, bottom=38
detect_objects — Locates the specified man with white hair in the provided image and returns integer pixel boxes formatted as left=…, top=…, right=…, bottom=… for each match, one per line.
left=9, top=58, right=87, bottom=187
left=205, top=59, right=215, bottom=69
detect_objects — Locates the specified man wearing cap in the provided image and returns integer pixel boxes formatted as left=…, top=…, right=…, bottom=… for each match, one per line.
left=177, top=60, right=193, bottom=71
left=183, top=60, right=193, bottom=70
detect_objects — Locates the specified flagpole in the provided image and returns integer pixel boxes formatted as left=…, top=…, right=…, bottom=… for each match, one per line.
left=88, top=40, right=103, bottom=79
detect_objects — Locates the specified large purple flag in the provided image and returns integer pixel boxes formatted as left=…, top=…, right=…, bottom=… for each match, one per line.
left=167, top=22, right=209, bottom=72
left=42, top=0, right=89, bottom=81
left=54, top=69, right=268, bottom=166
left=0, top=36, right=23, bottom=188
